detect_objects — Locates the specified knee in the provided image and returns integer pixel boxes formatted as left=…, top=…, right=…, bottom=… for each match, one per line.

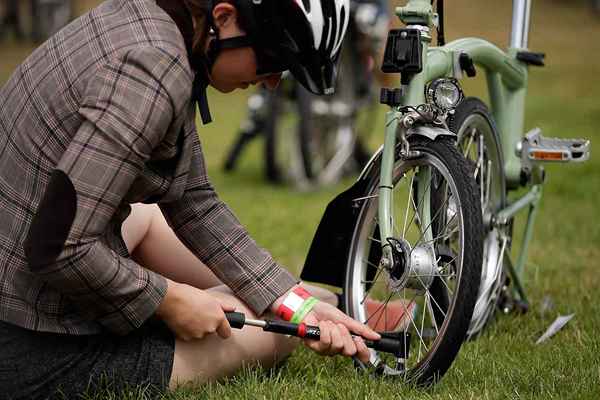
left=122, top=203, right=157, bottom=254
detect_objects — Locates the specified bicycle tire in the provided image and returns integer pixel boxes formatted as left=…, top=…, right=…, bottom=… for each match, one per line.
left=264, top=87, right=285, bottom=183
left=343, top=136, right=483, bottom=385
left=448, top=97, right=511, bottom=338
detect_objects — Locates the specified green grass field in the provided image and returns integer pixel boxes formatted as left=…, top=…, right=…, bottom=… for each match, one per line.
left=1, top=0, right=599, bottom=399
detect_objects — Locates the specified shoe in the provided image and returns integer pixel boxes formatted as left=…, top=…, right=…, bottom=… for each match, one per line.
left=364, top=298, right=415, bottom=332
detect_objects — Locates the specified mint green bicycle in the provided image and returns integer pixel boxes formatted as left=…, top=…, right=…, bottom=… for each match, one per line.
left=301, top=0, right=590, bottom=385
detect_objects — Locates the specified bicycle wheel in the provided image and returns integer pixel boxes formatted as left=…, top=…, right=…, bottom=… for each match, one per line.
left=264, top=86, right=286, bottom=183
left=296, top=85, right=358, bottom=185
left=343, top=136, right=483, bottom=385
left=449, top=97, right=510, bottom=338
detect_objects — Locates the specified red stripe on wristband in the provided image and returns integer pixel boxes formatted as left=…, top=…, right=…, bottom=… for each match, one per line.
left=276, top=305, right=294, bottom=321
left=293, top=287, right=311, bottom=299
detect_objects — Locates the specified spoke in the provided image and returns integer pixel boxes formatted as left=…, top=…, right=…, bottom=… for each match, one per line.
left=411, top=188, right=453, bottom=251
left=462, top=128, right=476, bottom=157
left=360, top=265, right=385, bottom=304
left=425, top=285, right=448, bottom=321
left=402, top=172, right=416, bottom=239
left=411, top=269, right=450, bottom=321
left=399, top=287, right=431, bottom=358
left=411, top=273, right=454, bottom=278
left=368, top=236, right=382, bottom=244
left=417, top=218, right=458, bottom=246
left=408, top=174, right=434, bottom=236
left=434, top=274, right=455, bottom=298
left=478, top=134, right=484, bottom=206
left=427, top=295, right=446, bottom=336
left=425, top=292, right=441, bottom=335
left=485, top=159, right=492, bottom=209
left=440, top=254, right=458, bottom=277
left=406, top=167, right=436, bottom=234
left=352, top=194, right=380, bottom=204
left=419, top=294, right=427, bottom=360
left=408, top=303, right=429, bottom=356
left=365, top=292, right=393, bottom=327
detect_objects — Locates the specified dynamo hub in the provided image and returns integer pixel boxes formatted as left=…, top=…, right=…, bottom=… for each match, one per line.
left=387, top=239, right=438, bottom=291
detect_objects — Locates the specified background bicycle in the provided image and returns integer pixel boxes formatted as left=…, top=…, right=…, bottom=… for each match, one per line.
left=223, top=0, right=390, bottom=189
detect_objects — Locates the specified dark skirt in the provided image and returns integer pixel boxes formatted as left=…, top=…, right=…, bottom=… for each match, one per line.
left=0, top=318, right=174, bottom=399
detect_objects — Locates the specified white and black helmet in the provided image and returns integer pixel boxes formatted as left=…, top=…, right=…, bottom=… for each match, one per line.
left=206, top=0, right=350, bottom=95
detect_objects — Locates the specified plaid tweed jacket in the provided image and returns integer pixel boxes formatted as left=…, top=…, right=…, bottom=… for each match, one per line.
left=0, top=0, right=297, bottom=335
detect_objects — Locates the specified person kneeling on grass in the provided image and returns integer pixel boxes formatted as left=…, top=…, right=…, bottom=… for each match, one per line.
left=0, top=0, right=415, bottom=398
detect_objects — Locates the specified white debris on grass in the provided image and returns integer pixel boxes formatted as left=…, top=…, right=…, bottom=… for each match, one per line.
left=535, top=314, right=575, bottom=345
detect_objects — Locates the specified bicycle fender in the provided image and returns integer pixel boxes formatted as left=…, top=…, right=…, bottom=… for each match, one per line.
left=300, top=178, right=370, bottom=288
left=407, top=126, right=456, bottom=141
left=357, top=126, right=456, bottom=181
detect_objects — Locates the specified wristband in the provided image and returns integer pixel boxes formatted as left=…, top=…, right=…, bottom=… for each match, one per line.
left=290, top=296, right=319, bottom=324
left=276, top=287, right=318, bottom=322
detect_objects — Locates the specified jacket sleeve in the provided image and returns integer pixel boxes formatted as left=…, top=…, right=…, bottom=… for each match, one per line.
left=24, top=46, right=193, bottom=335
left=159, top=133, right=299, bottom=316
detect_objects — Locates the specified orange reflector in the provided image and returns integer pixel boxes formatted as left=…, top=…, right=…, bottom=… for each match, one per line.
left=530, top=151, right=567, bottom=161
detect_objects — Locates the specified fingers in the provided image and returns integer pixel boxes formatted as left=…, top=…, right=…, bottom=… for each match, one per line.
left=215, top=311, right=232, bottom=339
left=336, top=323, right=357, bottom=358
left=305, top=321, right=360, bottom=359
left=313, top=302, right=380, bottom=340
left=218, top=299, right=236, bottom=313
left=340, top=314, right=380, bottom=341
left=353, top=336, right=371, bottom=364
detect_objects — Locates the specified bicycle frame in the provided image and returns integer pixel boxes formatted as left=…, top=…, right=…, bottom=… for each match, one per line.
left=376, top=0, right=539, bottom=301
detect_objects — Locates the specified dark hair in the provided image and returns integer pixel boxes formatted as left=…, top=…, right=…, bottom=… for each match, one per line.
left=182, top=0, right=211, bottom=51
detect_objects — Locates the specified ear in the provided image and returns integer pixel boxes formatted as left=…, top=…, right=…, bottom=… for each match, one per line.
left=212, top=2, right=238, bottom=30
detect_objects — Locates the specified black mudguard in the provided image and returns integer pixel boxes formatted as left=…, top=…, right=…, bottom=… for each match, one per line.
left=300, top=178, right=370, bottom=288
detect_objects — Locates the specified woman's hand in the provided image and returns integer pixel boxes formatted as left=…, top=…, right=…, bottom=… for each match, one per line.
left=302, top=301, right=380, bottom=363
left=156, top=279, right=235, bottom=341
left=270, top=285, right=380, bottom=363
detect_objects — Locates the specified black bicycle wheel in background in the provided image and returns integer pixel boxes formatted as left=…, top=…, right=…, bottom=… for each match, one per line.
left=264, top=86, right=286, bottom=183
left=343, top=136, right=483, bottom=385
left=449, top=97, right=511, bottom=338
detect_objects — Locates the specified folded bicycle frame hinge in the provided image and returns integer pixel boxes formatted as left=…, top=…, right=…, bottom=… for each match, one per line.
left=301, top=178, right=370, bottom=288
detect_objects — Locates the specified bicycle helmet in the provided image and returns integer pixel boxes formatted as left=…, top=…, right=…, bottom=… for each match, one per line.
left=205, top=0, right=350, bottom=95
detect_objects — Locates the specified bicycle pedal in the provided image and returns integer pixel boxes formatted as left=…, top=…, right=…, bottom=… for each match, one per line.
left=517, top=128, right=590, bottom=163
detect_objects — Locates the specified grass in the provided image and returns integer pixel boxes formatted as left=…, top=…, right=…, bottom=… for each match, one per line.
left=1, top=0, right=599, bottom=399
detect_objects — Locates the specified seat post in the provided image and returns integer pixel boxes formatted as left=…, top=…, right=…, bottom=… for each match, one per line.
left=510, top=0, right=532, bottom=49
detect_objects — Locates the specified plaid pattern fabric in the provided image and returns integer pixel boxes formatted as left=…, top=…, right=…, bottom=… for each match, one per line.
left=0, top=0, right=297, bottom=335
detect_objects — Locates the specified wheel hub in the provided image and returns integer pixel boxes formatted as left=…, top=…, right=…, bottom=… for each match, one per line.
left=388, top=239, right=438, bottom=291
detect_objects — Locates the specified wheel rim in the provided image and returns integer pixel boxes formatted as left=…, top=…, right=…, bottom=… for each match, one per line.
left=346, top=152, right=466, bottom=378
left=457, top=113, right=505, bottom=337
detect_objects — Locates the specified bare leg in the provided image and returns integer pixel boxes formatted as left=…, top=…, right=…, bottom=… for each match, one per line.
left=122, top=203, right=222, bottom=289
